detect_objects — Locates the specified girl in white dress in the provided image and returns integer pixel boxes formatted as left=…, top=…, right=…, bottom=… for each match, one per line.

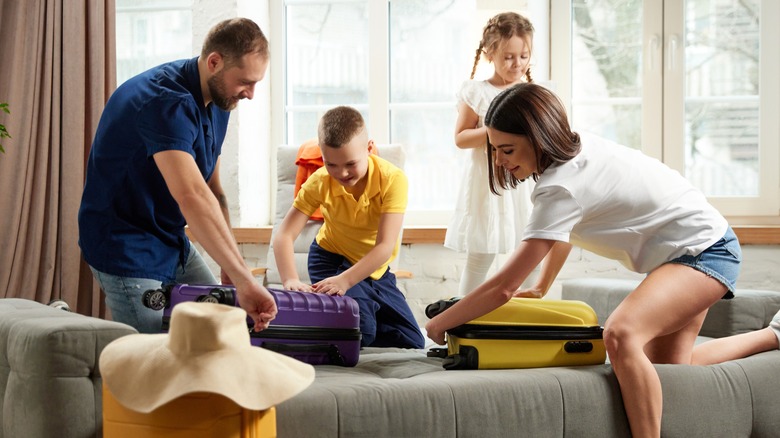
left=445, top=12, right=548, bottom=296
left=428, top=83, right=780, bottom=438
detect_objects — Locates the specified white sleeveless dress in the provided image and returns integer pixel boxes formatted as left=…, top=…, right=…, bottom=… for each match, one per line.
left=444, top=80, right=534, bottom=254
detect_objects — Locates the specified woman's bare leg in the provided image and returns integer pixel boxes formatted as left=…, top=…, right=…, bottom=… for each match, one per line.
left=692, top=326, right=779, bottom=365
left=604, top=264, right=725, bottom=438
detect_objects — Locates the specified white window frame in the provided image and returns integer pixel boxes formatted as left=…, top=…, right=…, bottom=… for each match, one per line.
left=551, top=0, right=780, bottom=221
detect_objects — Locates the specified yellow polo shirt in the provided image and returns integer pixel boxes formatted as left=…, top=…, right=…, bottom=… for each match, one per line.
left=293, top=154, right=407, bottom=280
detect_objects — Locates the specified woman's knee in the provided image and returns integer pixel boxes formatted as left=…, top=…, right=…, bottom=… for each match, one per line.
left=603, top=317, right=643, bottom=362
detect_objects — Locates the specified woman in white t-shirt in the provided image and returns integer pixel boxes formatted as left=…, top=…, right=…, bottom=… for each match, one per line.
left=426, top=83, right=780, bottom=438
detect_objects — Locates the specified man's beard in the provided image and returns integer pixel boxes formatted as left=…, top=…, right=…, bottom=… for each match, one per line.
left=207, top=70, right=238, bottom=111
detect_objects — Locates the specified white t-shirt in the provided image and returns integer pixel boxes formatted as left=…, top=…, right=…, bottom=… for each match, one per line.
left=524, top=133, right=728, bottom=273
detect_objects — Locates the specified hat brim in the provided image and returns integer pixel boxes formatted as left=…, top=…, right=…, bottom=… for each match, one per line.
left=100, top=333, right=315, bottom=413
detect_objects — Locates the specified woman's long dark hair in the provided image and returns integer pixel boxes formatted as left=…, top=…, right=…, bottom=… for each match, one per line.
left=485, top=83, right=581, bottom=195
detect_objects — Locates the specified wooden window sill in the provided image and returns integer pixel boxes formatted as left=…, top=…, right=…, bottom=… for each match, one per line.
left=187, top=226, right=780, bottom=245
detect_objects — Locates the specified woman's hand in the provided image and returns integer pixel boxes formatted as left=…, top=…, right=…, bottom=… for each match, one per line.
left=513, top=286, right=545, bottom=299
left=425, top=319, right=446, bottom=345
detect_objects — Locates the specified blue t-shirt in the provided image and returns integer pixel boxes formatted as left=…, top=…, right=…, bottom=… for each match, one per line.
left=78, top=57, right=230, bottom=282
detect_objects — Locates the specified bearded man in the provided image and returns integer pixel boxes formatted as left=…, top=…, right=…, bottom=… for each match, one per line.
left=79, top=18, right=276, bottom=333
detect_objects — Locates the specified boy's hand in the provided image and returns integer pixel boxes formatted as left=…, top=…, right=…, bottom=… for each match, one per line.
left=283, top=279, right=313, bottom=292
left=313, top=276, right=350, bottom=296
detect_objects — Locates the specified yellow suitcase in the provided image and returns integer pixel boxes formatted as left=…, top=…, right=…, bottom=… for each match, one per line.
left=427, top=297, right=606, bottom=370
left=103, top=383, right=276, bottom=438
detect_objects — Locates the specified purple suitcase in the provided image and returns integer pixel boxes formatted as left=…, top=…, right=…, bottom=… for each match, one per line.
left=142, top=284, right=361, bottom=366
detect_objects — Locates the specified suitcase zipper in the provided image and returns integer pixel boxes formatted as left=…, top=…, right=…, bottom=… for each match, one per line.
left=448, top=324, right=603, bottom=340
left=251, top=325, right=362, bottom=341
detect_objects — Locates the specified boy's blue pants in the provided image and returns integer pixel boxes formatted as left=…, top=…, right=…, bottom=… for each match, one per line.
left=308, top=240, right=425, bottom=349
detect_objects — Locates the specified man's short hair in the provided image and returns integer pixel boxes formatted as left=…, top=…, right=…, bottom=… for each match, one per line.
left=318, top=106, right=365, bottom=148
left=201, top=18, right=269, bottom=67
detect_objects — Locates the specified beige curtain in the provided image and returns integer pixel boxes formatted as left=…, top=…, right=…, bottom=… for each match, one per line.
left=0, top=0, right=115, bottom=317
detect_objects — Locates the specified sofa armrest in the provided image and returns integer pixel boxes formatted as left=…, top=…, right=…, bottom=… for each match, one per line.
left=561, top=278, right=780, bottom=338
left=0, top=298, right=137, bottom=438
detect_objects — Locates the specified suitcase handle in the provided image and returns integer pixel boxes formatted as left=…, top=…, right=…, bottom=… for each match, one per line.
left=425, top=297, right=461, bottom=319
left=260, top=341, right=346, bottom=366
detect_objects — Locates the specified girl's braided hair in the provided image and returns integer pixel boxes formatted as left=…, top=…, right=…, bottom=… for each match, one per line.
left=470, top=12, right=534, bottom=81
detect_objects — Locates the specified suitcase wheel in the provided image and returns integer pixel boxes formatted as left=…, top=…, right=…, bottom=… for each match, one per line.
left=205, top=287, right=238, bottom=306
left=196, top=294, right=220, bottom=304
left=47, top=299, right=72, bottom=312
left=442, top=346, right=478, bottom=370
left=142, top=288, right=168, bottom=311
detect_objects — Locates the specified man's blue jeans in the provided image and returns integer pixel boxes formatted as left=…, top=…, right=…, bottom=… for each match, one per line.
left=89, top=244, right=216, bottom=333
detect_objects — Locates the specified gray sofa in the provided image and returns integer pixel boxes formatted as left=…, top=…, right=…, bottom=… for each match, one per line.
left=2, top=280, right=779, bottom=437
left=276, top=279, right=780, bottom=437
left=0, top=298, right=136, bottom=438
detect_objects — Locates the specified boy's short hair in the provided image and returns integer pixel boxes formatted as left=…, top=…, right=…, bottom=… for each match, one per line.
left=318, top=106, right=365, bottom=148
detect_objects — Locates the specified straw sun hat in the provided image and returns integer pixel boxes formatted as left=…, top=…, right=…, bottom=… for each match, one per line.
left=99, top=302, right=315, bottom=413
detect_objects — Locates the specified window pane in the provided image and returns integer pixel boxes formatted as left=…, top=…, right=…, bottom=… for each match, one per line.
left=390, top=107, right=460, bottom=212
left=115, top=0, right=193, bottom=86
left=571, top=0, right=643, bottom=148
left=286, top=2, right=369, bottom=107
left=684, top=0, right=760, bottom=196
left=389, top=0, right=477, bottom=213
left=389, top=0, right=475, bottom=103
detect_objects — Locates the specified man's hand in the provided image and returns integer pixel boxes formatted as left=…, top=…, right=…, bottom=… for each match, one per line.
left=221, top=269, right=233, bottom=285
left=235, top=280, right=277, bottom=332
left=312, top=275, right=350, bottom=296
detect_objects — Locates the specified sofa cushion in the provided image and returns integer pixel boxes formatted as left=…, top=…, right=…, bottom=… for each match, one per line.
left=0, top=298, right=136, bottom=438
left=276, top=348, right=567, bottom=437
left=275, top=346, right=780, bottom=437
left=561, top=278, right=780, bottom=338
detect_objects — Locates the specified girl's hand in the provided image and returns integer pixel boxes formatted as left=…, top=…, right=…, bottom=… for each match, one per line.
left=425, top=319, right=446, bottom=345
left=283, top=279, right=313, bottom=292
left=313, top=276, right=350, bottom=296
left=513, top=287, right=545, bottom=299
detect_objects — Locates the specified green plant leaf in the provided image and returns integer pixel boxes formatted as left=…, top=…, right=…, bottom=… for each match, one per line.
left=0, top=102, right=11, bottom=154
left=0, top=102, right=9, bottom=153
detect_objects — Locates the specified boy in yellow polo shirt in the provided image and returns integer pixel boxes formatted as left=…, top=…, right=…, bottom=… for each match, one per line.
left=273, top=106, right=425, bottom=349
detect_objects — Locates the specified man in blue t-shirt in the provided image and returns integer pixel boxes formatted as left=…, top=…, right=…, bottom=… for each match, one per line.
left=78, top=18, right=275, bottom=333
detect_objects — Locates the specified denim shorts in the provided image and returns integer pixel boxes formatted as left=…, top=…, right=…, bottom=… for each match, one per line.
left=665, top=227, right=742, bottom=299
